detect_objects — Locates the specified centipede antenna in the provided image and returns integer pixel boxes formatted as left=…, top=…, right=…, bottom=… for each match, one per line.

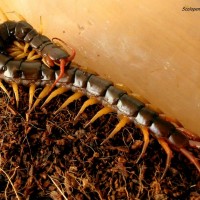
left=136, top=126, right=150, bottom=163
left=53, top=91, right=83, bottom=115
left=157, top=138, right=173, bottom=179
left=73, top=98, right=99, bottom=123
left=52, top=38, right=76, bottom=57
left=84, top=106, right=113, bottom=128
left=101, top=116, right=130, bottom=145
left=180, top=148, right=200, bottom=173
left=29, top=85, right=51, bottom=113
left=0, top=81, right=10, bottom=98
left=41, top=87, right=69, bottom=108
left=29, top=83, right=36, bottom=110
left=11, top=82, right=19, bottom=108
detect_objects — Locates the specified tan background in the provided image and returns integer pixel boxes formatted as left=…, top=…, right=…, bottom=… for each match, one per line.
left=0, top=0, right=200, bottom=137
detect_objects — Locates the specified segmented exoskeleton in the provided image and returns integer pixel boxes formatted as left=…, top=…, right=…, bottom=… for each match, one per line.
left=0, top=11, right=199, bottom=179
left=0, top=11, right=75, bottom=92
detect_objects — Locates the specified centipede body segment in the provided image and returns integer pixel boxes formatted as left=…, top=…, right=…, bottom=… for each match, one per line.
left=0, top=9, right=199, bottom=188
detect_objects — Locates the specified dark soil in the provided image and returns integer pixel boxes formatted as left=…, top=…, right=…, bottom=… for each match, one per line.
left=0, top=82, right=199, bottom=200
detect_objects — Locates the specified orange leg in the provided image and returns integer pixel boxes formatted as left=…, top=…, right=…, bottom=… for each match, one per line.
left=101, top=116, right=129, bottom=145
left=136, top=126, right=150, bottom=163
left=157, top=138, right=173, bottom=179
left=180, top=147, right=200, bottom=173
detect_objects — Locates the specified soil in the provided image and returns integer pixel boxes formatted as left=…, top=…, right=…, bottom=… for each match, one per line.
left=0, top=82, right=199, bottom=200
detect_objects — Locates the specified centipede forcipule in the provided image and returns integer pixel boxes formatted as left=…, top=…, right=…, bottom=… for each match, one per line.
left=0, top=9, right=199, bottom=198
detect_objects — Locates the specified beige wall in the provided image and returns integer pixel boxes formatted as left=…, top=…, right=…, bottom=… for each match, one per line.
left=1, top=0, right=200, bottom=136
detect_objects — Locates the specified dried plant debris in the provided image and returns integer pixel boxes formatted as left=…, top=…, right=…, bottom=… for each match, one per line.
left=0, top=83, right=199, bottom=200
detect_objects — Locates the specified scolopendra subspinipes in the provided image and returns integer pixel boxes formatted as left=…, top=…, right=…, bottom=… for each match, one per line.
left=0, top=10, right=199, bottom=199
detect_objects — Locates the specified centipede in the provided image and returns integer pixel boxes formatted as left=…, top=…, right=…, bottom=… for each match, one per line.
left=0, top=10, right=199, bottom=199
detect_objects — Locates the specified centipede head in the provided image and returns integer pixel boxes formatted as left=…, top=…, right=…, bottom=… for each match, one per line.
left=49, top=54, right=76, bottom=92
left=43, top=38, right=76, bottom=92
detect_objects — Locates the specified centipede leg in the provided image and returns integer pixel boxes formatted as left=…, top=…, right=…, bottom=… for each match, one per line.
left=84, top=106, right=114, bottom=128
left=8, top=40, right=41, bottom=61
left=177, top=127, right=200, bottom=141
left=189, top=140, right=200, bottom=148
left=101, top=116, right=130, bottom=145
left=11, top=82, right=19, bottom=108
left=15, top=52, right=29, bottom=60
left=136, top=126, right=150, bottom=163
left=0, top=81, right=10, bottom=98
left=29, top=83, right=36, bottom=110
left=13, top=41, right=25, bottom=51
left=180, top=148, right=200, bottom=173
left=41, top=87, right=69, bottom=108
left=53, top=91, right=84, bottom=115
left=9, top=50, right=23, bottom=57
left=28, top=85, right=51, bottom=114
left=24, top=43, right=29, bottom=53
left=73, top=97, right=99, bottom=123
left=7, top=41, right=27, bottom=60
left=12, top=41, right=41, bottom=61
left=26, top=83, right=37, bottom=126
left=157, top=138, right=173, bottom=179
left=27, top=50, right=41, bottom=61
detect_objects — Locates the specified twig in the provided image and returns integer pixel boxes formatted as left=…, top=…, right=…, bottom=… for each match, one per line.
left=48, top=175, right=68, bottom=200
left=5, top=166, right=18, bottom=200
left=122, top=175, right=130, bottom=200
left=0, top=166, right=20, bottom=200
